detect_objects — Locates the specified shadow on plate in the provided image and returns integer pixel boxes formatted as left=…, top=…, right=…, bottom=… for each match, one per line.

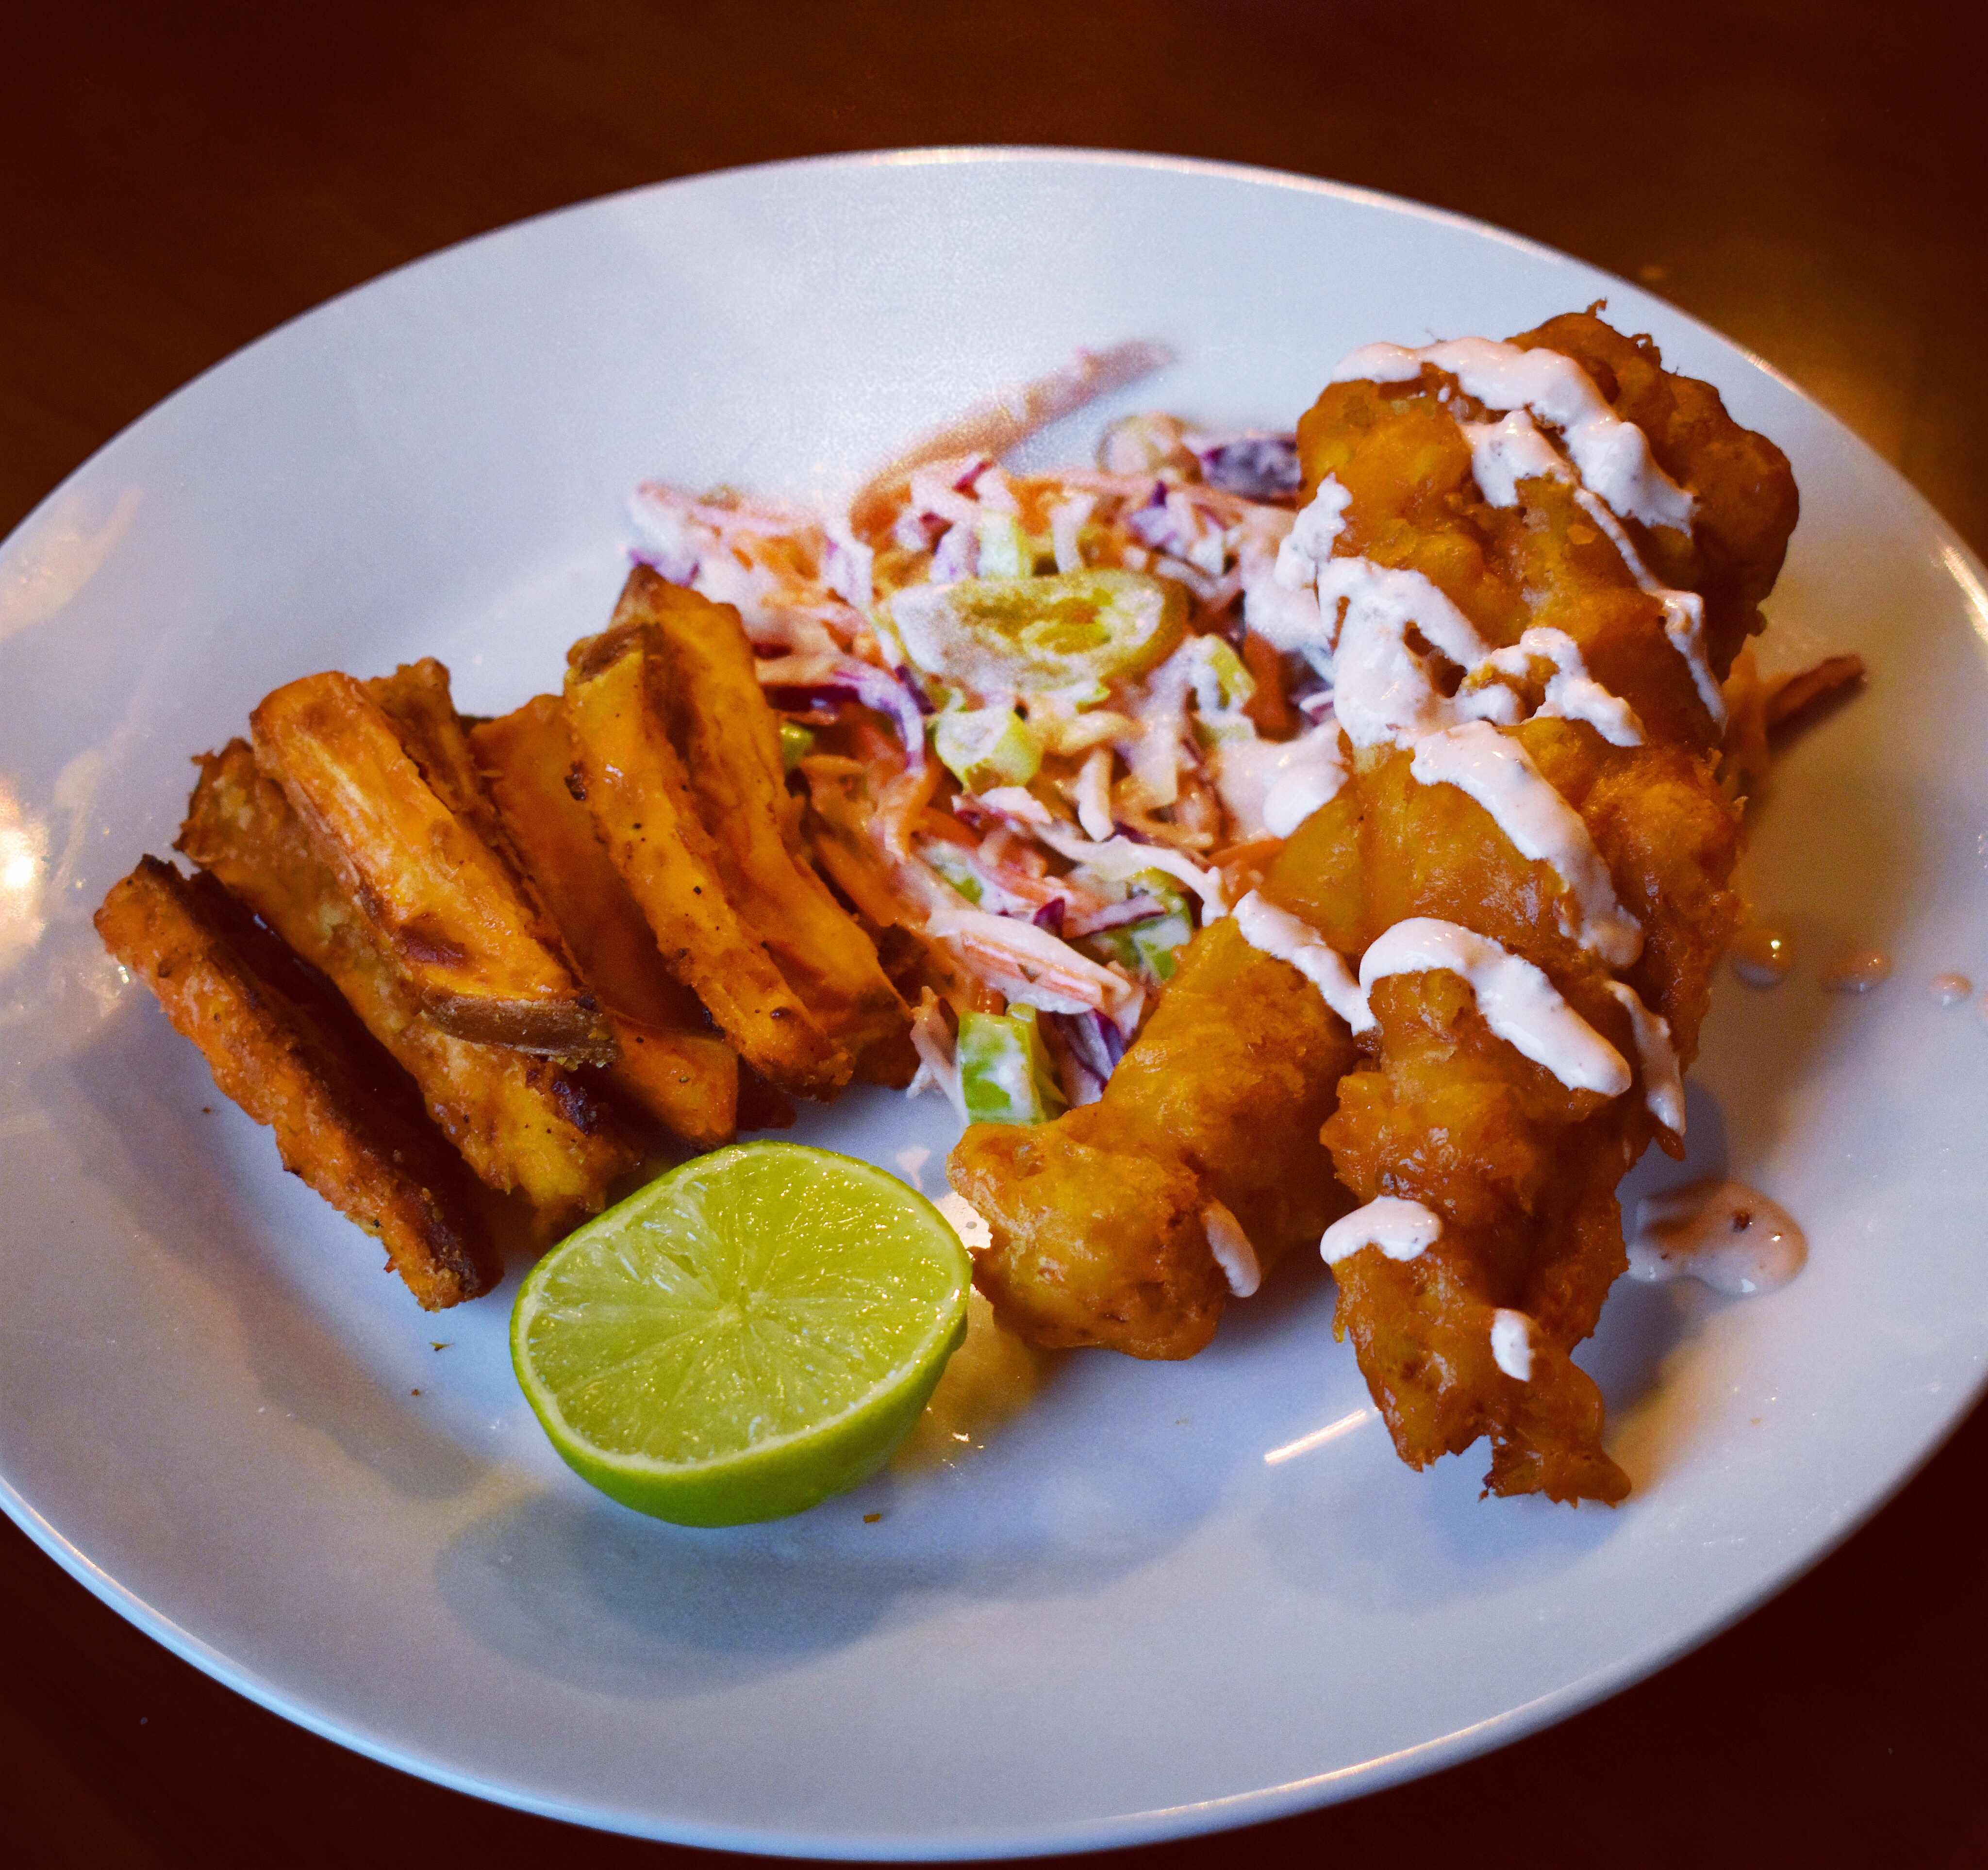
left=50, top=994, right=489, bottom=1504
left=434, top=1318, right=1259, bottom=1698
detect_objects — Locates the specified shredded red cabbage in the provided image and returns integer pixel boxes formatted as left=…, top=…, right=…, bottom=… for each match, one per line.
left=1197, top=434, right=1300, bottom=499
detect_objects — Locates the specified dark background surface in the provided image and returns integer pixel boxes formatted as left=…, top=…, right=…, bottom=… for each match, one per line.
left=5, top=2, right=1986, bottom=1864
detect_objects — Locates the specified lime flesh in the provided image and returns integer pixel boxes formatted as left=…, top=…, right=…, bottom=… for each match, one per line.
left=512, top=1143, right=972, bottom=1525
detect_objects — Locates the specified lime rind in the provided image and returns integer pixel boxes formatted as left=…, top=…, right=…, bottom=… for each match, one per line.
left=512, top=1143, right=972, bottom=1526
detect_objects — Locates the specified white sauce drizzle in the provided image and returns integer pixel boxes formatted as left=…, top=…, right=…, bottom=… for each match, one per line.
left=1409, top=720, right=1643, bottom=966
left=1213, top=723, right=1347, bottom=842
left=1603, top=980, right=1686, bottom=1135
left=1272, top=475, right=1352, bottom=589
left=1320, top=1195, right=1443, bottom=1266
left=1570, top=488, right=1726, bottom=728
left=1458, top=405, right=1721, bottom=728
left=1458, top=409, right=1568, bottom=506
left=1324, top=357, right=1722, bottom=728
left=1310, top=557, right=1516, bottom=748
left=1627, top=1180, right=1806, bottom=1296
left=1330, top=336, right=1696, bottom=536
left=1231, top=890, right=1368, bottom=1027
left=1358, top=919, right=1632, bottom=1096
left=1262, top=477, right=1655, bottom=751
left=1474, top=627, right=1645, bottom=747
left=1490, top=1308, right=1535, bottom=1381
left=1202, top=1200, right=1262, bottom=1297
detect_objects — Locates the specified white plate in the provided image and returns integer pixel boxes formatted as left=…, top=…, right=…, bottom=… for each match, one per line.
left=3, top=149, right=1986, bottom=1860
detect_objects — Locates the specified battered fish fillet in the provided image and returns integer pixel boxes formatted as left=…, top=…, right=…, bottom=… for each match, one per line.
left=1275, top=731, right=1742, bottom=1503
left=1283, top=313, right=1784, bottom=1502
left=96, top=857, right=495, bottom=1309
left=950, top=915, right=1356, bottom=1359
left=949, top=311, right=1796, bottom=1503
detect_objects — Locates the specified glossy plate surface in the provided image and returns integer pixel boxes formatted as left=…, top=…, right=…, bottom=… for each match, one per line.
left=3, top=150, right=1985, bottom=1858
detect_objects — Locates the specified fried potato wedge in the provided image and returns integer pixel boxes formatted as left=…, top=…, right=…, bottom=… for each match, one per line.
left=470, top=695, right=739, bottom=1149
left=95, top=857, right=495, bottom=1309
left=251, top=671, right=615, bottom=1061
left=613, top=568, right=915, bottom=1084
left=563, top=616, right=853, bottom=1099
left=179, top=741, right=632, bottom=1233
left=364, top=658, right=575, bottom=924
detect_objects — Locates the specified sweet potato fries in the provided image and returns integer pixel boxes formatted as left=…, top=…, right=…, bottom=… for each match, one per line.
left=99, top=577, right=914, bottom=1308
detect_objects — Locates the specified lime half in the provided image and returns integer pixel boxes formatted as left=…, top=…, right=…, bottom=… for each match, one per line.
left=512, top=1142, right=972, bottom=1526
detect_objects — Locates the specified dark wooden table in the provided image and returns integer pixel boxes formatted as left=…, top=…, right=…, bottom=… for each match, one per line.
left=6, top=3, right=1986, bottom=1864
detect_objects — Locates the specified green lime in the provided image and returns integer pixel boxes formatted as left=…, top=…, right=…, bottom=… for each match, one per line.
left=511, top=1142, right=972, bottom=1526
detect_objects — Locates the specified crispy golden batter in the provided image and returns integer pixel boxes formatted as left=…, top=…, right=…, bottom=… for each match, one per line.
left=470, top=695, right=740, bottom=1150
left=1293, top=313, right=1798, bottom=750
left=178, top=741, right=632, bottom=1233
left=1277, top=730, right=1742, bottom=1503
left=1275, top=315, right=1773, bottom=1502
left=95, top=857, right=495, bottom=1309
left=563, top=602, right=854, bottom=1099
left=949, top=312, right=1791, bottom=1503
left=1510, top=310, right=1800, bottom=672
left=251, top=671, right=615, bottom=1061
left=613, top=569, right=917, bottom=1085
left=950, top=917, right=1356, bottom=1358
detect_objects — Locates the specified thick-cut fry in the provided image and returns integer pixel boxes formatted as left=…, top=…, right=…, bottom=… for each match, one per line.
left=250, top=671, right=615, bottom=1061
left=470, top=695, right=740, bottom=1149
left=364, top=659, right=560, bottom=909
left=95, top=857, right=496, bottom=1309
left=563, top=620, right=853, bottom=1099
left=612, top=568, right=916, bottom=1085
left=178, top=741, right=632, bottom=1233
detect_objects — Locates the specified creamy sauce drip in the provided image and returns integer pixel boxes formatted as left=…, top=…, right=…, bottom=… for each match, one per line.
left=1490, top=1308, right=1535, bottom=1381
left=1569, top=488, right=1726, bottom=728
left=1202, top=1200, right=1261, bottom=1297
left=1231, top=890, right=1368, bottom=1028
left=1627, top=1180, right=1806, bottom=1296
left=1321, top=1195, right=1443, bottom=1266
left=1268, top=480, right=1661, bottom=750
left=1307, top=557, right=1515, bottom=749
left=1729, top=925, right=1794, bottom=987
left=1330, top=335, right=1696, bottom=535
left=1458, top=408, right=1567, bottom=506
left=1410, top=720, right=1643, bottom=966
left=1358, top=918, right=1632, bottom=1095
left=1604, top=980, right=1686, bottom=1136
left=1474, top=628, right=1645, bottom=747
left=1822, top=948, right=1891, bottom=994
left=1314, top=355, right=1722, bottom=728
left=1214, top=724, right=1347, bottom=842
